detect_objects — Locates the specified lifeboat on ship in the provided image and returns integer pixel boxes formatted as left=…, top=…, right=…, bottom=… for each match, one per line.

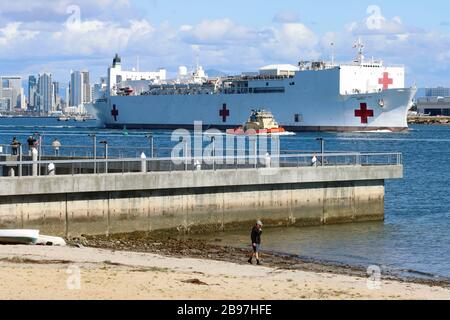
left=227, top=109, right=292, bottom=135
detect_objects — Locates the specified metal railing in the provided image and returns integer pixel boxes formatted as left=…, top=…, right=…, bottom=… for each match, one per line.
left=0, top=152, right=402, bottom=178
left=0, top=144, right=154, bottom=159
left=1, top=143, right=392, bottom=160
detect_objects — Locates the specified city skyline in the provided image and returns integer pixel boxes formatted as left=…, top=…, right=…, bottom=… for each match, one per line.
left=0, top=69, right=93, bottom=113
left=0, top=0, right=450, bottom=88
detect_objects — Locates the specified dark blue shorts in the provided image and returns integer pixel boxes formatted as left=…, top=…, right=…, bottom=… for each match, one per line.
left=252, top=244, right=261, bottom=253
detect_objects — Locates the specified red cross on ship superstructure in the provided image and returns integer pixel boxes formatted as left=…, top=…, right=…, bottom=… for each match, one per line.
left=378, top=72, right=393, bottom=90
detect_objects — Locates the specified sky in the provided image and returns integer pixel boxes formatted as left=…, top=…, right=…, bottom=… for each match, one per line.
left=1, top=0, right=450, bottom=89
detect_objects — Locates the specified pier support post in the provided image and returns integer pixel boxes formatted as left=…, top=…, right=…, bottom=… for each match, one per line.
left=48, top=163, right=55, bottom=176
left=141, top=152, right=147, bottom=173
left=265, top=153, right=271, bottom=168
left=32, top=148, right=38, bottom=177
left=18, top=145, right=22, bottom=177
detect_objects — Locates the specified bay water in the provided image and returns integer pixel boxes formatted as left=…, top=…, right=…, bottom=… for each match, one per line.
left=0, top=118, right=449, bottom=278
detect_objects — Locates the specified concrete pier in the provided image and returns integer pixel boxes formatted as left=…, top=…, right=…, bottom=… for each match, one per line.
left=0, top=163, right=402, bottom=237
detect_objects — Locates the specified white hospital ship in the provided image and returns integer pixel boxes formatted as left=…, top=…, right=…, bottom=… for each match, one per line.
left=92, top=40, right=416, bottom=132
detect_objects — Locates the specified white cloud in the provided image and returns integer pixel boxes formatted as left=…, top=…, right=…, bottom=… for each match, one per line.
left=0, top=22, right=39, bottom=46
left=262, top=23, right=319, bottom=60
left=348, top=7, right=424, bottom=37
left=177, top=19, right=319, bottom=64
left=179, top=19, right=256, bottom=45
left=0, top=0, right=130, bottom=14
left=0, top=0, right=133, bottom=23
left=1, top=2, right=450, bottom=87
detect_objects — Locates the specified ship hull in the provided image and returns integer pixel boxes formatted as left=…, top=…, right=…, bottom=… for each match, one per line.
left=91, top=84, right=416, bottom=133
left=98, top=123, right=408, bottom=133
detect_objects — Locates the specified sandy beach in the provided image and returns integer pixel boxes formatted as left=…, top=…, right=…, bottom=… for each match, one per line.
left=0, top=245, right=449, bottom=300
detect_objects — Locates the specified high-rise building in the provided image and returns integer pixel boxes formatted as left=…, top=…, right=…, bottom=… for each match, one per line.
left=70, top=71, right=83, bottom=108
left=70, top=70, right=92, bottom=109
left=37, top=73, right=53, bottom=114
left=52, top=81, right=60, bottom=111
left=19, top=87, right=26, bottom=110
left=92, top=77, right=107, bottom=101
left=0, top=76, right=24, bottom=111
left=65, top=85, right=70, bottom=109
left=82, top=71, right=91, bottom=104
left=28, top=75, right=38, bottom=110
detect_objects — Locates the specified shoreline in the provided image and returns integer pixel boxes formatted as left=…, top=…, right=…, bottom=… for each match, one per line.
left=408, top=116, right=450, bottom=125
left=70, top=230, right=450, bottom=289
left=0, top=242, right=449, bottom=300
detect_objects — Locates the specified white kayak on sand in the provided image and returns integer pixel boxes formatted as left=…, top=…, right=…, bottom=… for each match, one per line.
left=36, top=235, right=67, bottom=246
left=0, top=229, right=40, bottom=245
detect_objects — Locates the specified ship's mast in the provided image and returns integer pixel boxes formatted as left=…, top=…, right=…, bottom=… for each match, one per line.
left=353, top=37, right=365, bottom=64
left=331, top=42, right=335, bottom=66
left=196, top=52, right=200, bottom=71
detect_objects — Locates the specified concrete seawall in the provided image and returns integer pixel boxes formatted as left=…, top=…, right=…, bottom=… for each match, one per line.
left=0, top=165, right=402, bottom=236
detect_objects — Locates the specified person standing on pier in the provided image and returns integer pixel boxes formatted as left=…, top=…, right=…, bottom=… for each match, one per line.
left=10, top=137, right=20, bottom=156
left=27, top=136, right=36, bottom=155
left=52, top=138, right=61, bottom=156
left=311, top=153, right=318, bottom=167
left=248, top=220, right=263, bottom=265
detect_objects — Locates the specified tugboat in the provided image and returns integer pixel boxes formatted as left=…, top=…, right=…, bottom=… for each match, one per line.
left=227, top=109, right=293, bottom=135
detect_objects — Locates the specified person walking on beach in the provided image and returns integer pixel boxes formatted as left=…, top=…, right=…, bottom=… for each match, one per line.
left=248, top=220, right=263, bottom=265
left=10, top=137, right=20, bottom=156
left=52, top=138, right=61, bottom=156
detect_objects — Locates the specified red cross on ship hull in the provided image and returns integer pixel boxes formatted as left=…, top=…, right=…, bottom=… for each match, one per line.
left=219, top=104, right=230, bottom=122
left=355, top=103, right=374, bottom=124
left=111, top=104, right=119, bottom=121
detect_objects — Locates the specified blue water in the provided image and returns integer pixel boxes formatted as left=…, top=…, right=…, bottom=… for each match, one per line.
left=0, top=117, right=449, bottom=278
